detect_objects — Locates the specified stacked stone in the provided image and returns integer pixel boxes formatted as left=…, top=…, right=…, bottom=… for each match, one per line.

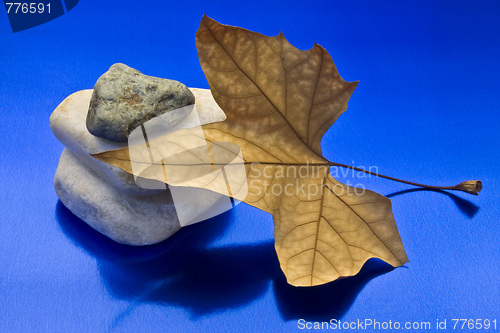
left=50, top=64, right=226, bottom=245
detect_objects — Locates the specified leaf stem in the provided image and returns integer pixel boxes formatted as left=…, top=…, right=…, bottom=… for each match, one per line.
left=329, top=162, right=482, bottom=195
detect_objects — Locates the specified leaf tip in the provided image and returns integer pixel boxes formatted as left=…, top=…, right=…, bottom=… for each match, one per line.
left=455, top=180, right=482, bottom=195
left=200, top=14, right=214, bottom=27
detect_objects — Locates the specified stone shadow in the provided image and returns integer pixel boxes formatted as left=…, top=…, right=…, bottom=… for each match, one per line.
left=56, top=200, right=394, bottom=322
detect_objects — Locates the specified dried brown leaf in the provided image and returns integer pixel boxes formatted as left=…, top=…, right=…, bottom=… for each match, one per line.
left=93, top=16, right=408, bottom=286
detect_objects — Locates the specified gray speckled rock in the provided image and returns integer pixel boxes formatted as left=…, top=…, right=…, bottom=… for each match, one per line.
left=86, top=63, right=195, bottom=142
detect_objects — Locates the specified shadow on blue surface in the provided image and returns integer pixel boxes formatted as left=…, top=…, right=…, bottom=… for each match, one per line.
left=55, top=200, right=277, bottom=319
left=386, top=188, right=480, bottom=218
left=56, top=200, right=394, bottom=322
left=273, top=259, right=395, bottom=322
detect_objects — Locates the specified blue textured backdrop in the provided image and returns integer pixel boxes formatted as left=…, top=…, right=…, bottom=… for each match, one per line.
left=0, top=1, right=498, bottom=332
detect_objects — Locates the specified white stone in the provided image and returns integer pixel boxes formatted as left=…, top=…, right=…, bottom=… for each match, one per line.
left=54, top=148, right=180, bottom=245
left=55, top=149, right=232, bottom=245
left=50, top=88, right=226, bottom=195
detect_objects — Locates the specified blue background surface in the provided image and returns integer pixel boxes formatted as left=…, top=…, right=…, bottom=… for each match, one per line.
left=1, top=1, right=498, bottom=332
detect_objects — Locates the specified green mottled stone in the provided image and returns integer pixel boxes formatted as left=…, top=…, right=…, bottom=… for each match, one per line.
left=86, top=63, right=195, bottom=142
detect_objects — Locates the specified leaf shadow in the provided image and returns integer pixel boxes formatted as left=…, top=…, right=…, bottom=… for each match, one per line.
left=56, top=200, right=393, bottom=322
left=273, top=259, right=395, bottom=322
left=386, top=188, right=479, bottom=218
